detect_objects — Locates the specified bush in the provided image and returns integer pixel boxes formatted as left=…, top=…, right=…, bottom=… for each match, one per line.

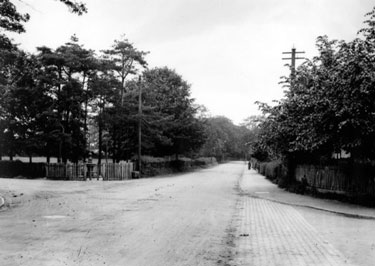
left=286, top=181, right=307, bottom=194
left=252, top=158, right=290, bottom=187
left=194, top=157, right=217, bottom=166
left=257, top=160, right=282, bottom=181
left=140, top=156, right=216, bottom=177
left=0, top=161, right=46, bottom=178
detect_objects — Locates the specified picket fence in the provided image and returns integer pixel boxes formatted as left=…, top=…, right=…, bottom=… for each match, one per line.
left=46, top=162, right=134, bottom=181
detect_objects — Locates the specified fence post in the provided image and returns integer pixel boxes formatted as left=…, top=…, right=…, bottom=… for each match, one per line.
left=45, top=164, right=49, bottom=178
left=65, top=164, right=68, bottom=180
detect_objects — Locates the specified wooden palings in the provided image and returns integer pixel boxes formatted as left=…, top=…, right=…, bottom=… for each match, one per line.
left=101, top=162, right=133, bottom=181
left=295, top=164, right=375, bottom=196
left=46, top=162, right=134, bottom=181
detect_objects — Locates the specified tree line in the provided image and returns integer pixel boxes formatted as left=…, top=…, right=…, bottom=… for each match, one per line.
left=0, top=0, right=253, bottom=163
left=251, top=6, right=375, bottom=164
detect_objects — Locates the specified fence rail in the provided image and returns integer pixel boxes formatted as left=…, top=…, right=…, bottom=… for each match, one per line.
left=46, top=162, right=134, bottom=181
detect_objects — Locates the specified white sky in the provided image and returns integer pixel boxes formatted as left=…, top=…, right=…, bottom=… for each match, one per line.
left=10, top=0, right=375, bottom=124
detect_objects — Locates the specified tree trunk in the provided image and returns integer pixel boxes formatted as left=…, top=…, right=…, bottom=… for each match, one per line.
left=58, top=140, right=62, bottom=163
left=98, top=112, right=103, bottom=175
left=121, top=75, right=125, bottom=106
left=98, top=129, right=102, bottom=164
left=57, top=68, right=63, bottom=163
left=138, top=78, right=142, bottom=176
left=112, top=137, right=116, bottom=163
left=83, top=74, right=88, bottom=162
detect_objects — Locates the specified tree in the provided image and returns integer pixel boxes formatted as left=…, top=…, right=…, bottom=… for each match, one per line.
left=102, top=37, right=148, bottom=106
left=199, top=116, right=251, bottom=161
left=0, top=0, right=30, bottom=33
left=57, top=0, right=87, bottom=15
left=89, top=59, right=120, bottom=164
left=0, top=1, right=88, bottom=161
left=35, top=37, right=98, bottom=162
left=0, top=50, right=58, bottom=162
left=253, top=6, right=375, bottom=162
left=241, top=115, right=265, bottom=131
left=141, top=67, right=206, bottom=158
left=0, top=0, right=86, bottom=48
left=56, top=36, right=98, bottom=160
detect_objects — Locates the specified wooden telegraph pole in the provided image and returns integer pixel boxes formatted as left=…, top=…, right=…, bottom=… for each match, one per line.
left=282, top=47, right=305, bottom=80
left=137, top=76, right=142, bottom=178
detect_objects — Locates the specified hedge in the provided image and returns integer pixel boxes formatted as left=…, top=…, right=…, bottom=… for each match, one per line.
left=0, top=161, right=46, bottom=178
left=141, top=156, right=217, bottom=177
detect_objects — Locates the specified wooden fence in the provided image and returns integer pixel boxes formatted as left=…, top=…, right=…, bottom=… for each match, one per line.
left=100, top=163, right=133, bottom=181
left=46, top=162, right=134, bottom=181
left=295, top=164, right=375, bottom=196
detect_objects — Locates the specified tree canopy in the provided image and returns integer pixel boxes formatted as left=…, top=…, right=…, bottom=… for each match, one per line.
left=199, top=116, right=253, bottom=161
left=0, top=34, right=219, bottom=162
left=252, top=6, right=375, bottom=163
left=0, top=0, right=253, bottom=163
left=0, top=1, right=86, bottom=49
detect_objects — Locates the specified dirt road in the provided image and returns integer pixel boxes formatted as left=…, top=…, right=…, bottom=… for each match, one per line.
left=2, top=162, right=374, bottom=266
left=0, top=162, right=244, bottom=266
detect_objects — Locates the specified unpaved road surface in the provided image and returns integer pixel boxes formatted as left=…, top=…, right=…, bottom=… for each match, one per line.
left=0, top=163, right=243, bottom=266
left=1, top=162, right=374, bottom=266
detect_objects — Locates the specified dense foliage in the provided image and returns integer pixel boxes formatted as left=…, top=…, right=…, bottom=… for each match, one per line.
left=0, top=1, right=254, bottom=163
left=0, top=7, right=236, bottom=163
left=253, top=7, right=375, bottom=162
left=0, top=36, right=212, bottom=162
left=199, top=116, right=254, bottom=161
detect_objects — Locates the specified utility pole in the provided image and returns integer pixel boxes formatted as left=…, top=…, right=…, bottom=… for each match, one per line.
left=137, top=76, right=142, bottom=178
left=282, top=47, right=305, bottom=80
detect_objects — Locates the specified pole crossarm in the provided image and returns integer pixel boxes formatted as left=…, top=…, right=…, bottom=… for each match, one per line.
left=282, top=47, right=305, bottom=78
left=282, top=57, right=305, bottom=60
left=282, top=51, right=305, bottom=54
